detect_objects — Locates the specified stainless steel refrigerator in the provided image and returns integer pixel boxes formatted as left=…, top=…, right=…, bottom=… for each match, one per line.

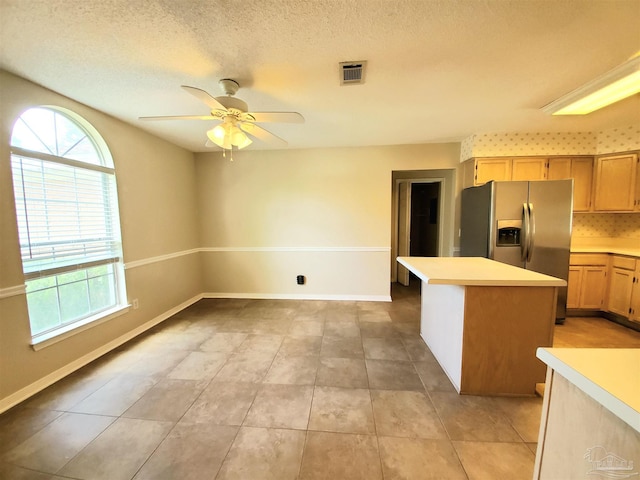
left=460, top=179, right=573, bottom=322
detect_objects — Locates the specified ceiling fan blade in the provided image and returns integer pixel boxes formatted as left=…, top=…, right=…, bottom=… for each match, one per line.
left=181, top=85, right=228, bottom=111
left=139, top=114, right=216, bottom=121
left=205, top=139, right=216, bottom=148
left=247, top=112, right=305, bottom=123
left=240, top=122, right=288, bottom=146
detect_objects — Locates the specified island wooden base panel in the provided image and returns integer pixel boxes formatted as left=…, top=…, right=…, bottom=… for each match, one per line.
left=534, top=370, right=640, bottom=479
left=459, top=286, right=557, bottom=396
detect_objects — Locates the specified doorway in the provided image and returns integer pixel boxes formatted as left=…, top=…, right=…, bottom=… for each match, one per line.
left=396, top=179, right=443, bottom=286
left=410, top=183, right=440, bottom=257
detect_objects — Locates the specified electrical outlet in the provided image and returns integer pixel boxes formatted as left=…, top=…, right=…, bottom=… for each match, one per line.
left=132, top=299, right=139, bottom=309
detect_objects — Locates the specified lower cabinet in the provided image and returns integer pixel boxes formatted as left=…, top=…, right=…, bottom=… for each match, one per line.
left=566, top=267, right=581, bottom=308
left=577, top=267, right=607, bottom=309
left=607, top=267, right=634, bottom=316
left=569, top=253, right=640, bottom=324
left=631, top=274, right=640, bottom=323
left=567, top=255, right=608, bottom=310
left=607, top=256, right=640, bottom=323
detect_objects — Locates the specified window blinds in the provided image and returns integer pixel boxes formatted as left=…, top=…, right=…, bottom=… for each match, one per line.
left=11, top=153, right=122, bottom=278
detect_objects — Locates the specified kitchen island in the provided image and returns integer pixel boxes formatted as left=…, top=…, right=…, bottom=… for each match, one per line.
left=397, top=256, right=566, bottom=395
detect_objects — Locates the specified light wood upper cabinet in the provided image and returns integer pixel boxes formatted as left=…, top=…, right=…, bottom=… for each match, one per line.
left=593, top=153, right=638, bottom=212
left=474, top=158, right=512, bottom=185
left=511, top=158, right=547, bottom=181
left=462, top=154, right=640, bottom=213
left=547, top=158, right=571, bottom=179
left=572, top=158, right=595, bottom=212
left=548, top=157, right=593, bottom=211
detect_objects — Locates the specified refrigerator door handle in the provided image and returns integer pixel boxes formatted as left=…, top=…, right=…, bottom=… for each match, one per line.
left=521, top=202, right=529, bottom=262
left=527, top=202, right=535, bottom=263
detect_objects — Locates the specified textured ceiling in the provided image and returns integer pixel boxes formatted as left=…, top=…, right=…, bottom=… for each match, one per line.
left=1, top=0, right=639, bottom=153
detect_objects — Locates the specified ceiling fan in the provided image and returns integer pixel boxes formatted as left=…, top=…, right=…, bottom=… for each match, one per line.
left=139, top=79, right=304, bottom=155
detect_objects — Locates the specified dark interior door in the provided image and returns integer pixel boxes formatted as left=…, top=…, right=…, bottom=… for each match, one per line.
left=410, top=183, right=440, bottom=257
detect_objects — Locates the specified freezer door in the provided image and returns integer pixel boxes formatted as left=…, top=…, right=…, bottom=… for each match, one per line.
left=492, top=181, right=528, bottom=268
left=460, top=183, right=492, bottom=257
left=527, top=179, right=573, bottom=319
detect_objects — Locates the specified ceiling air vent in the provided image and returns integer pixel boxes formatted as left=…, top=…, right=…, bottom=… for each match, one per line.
left=340, top=61, right=366, bottom=85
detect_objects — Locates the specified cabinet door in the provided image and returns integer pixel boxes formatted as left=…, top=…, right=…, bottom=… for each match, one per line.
left=462, top=159, right=477, bottom=189
left=607, top=267, right=634, bottom=316
left=636, top=160, right=640, bottom=211
left=594, top=154, right=637, bottom=211
left=566, top=267, right=583, bottom=309
left=579, top=267, right=607, bottom=309
left=571, top=158, right=593, bottom=212
left=630, top=266, right=640, bottom=323
left=547, top=158, right=571, bottom=180
left=548, top=158, right=593, bottom=212
left=512, top=158, right=547, bottom=181
left=475, top=158, right=512, bottom=185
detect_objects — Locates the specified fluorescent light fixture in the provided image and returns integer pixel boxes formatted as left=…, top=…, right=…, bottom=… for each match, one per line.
left=543, top=55, right=640, bottom=115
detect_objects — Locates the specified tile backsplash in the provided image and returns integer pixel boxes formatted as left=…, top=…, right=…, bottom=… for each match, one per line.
left=573, top=213, right=640, bottom=239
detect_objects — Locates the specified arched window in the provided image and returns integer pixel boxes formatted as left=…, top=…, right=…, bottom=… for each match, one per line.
left=10, top=107, right=126, bottom=340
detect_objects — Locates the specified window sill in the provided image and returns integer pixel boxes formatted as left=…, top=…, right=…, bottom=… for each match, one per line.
left=30, top=304, right=131, bottom=351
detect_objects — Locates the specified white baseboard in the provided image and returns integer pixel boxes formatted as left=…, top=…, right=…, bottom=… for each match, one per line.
left=0, top=293, right=203, bottom=414
left=203, top=292, right=392, bottom=302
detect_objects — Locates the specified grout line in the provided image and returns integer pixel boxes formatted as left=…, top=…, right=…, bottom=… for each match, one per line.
left=296, top=428, right=311, bottom=479
left=5, top=289, right=555, bottom=479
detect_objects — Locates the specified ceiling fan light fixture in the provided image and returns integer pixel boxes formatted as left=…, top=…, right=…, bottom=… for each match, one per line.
left=207, top=119, right=252, bottom=150
left=209, top=124, right=226, bottom=140
left=543, top=54, right=640, bottom=115
left=231, top=129, right=252, bottom=149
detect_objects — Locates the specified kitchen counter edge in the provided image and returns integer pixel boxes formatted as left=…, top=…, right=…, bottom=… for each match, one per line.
left=536, top=347, right=640, bottom=433
left=570, top=247, right=640, bottom=257
left=397, top=256, right=566, bottom=287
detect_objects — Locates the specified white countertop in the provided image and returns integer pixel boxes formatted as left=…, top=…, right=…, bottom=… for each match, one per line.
left=570, top=246, right=640, bottom=257
left=397, top=257, right=566, bottom=287
left=537, top=348, right=640, bottom=433
left=570, top=238, right=640, bottom=257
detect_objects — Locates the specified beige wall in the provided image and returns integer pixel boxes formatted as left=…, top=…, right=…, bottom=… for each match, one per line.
left=0, top=71, right=202, bottom=408
left=195, top=144, right=460, bottom=299
left=0, top=70, right=461, bottom=409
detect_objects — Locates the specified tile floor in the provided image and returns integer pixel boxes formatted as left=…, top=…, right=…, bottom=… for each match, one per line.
left=1, top=283, right=639, bottom=480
